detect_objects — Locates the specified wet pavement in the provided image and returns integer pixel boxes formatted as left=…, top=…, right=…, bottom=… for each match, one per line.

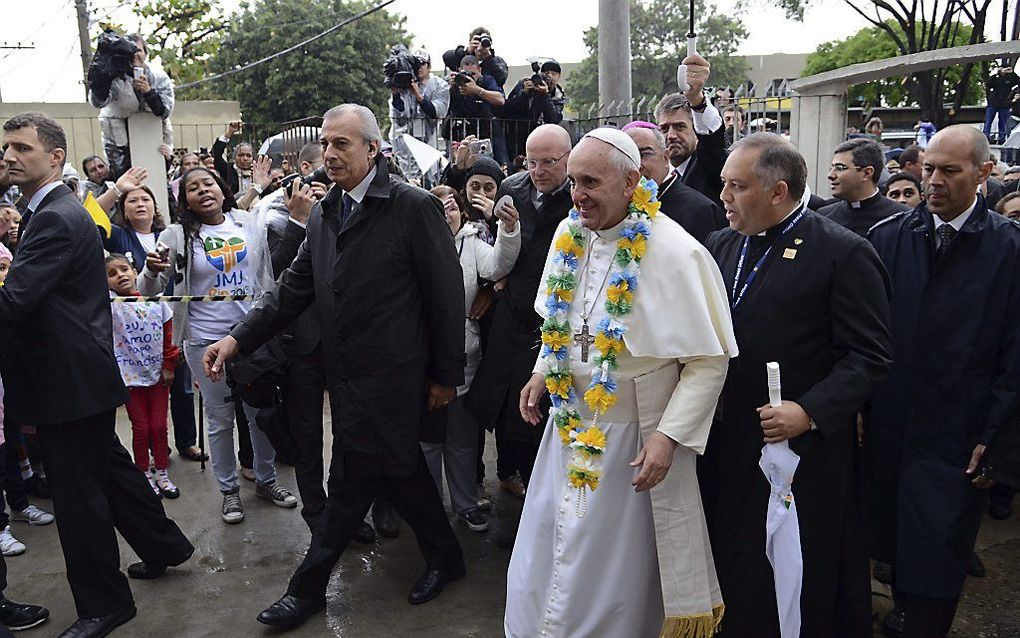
left=3, top=405, right=1018, bottom=637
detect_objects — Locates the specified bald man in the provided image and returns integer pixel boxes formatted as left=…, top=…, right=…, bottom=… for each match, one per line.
left=867, top=125, right=1020, bottom=637
left=469, top=124, right=574, bottom=504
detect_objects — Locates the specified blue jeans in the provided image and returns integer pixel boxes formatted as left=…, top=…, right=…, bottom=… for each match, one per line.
left=184, top=340, right=277, bottom=493
left=984, top=106, right=1013, bottom=143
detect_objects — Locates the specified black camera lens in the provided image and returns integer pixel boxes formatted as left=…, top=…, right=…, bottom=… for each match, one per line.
left=480, top=36, right=492, bottom=48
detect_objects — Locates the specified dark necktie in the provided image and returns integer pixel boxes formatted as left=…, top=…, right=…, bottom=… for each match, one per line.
left=340, top=193, right=354, bottom=227
left=936, top=223, right=957, bottom=257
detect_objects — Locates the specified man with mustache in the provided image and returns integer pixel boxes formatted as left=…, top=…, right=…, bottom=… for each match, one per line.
left=866, top=125, right=1020, bottom=638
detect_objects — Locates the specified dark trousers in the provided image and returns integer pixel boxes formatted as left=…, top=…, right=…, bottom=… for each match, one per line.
left=287, top=450, right=463, bottom=600
left=235, top=397, right=254, bottom=469
left=169, top=359, right=197, bottom=453
left=0, top=420, right=29, bottom=527
left=287, top=348, right=327, bottom=528
left=984, top=106, right=1014, bottom=143
left=36, top=410, right=193, bottom=618
left=901, top=593, right=959, bottom=638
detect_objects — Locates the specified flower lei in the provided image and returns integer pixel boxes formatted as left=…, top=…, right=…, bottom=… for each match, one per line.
left=539, top=177, right=660, bottom=516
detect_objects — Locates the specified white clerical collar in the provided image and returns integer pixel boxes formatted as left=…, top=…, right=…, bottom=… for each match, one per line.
left=26, top=180, right=65, bottom=213
left=933, top=197, right=978, bottom=232
left=593, top=214, right=629, bottom=241
left=344, top=166, right=377, bottom=204
left=756, top=204, right=802, bottom=236
left=851, top=189, right=881, bottom=208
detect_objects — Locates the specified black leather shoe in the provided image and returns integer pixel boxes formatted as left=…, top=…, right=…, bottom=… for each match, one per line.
left=256, top=594, right=324, bottom=628
left=968, top=552, right=986, bottom=577
left=127, top=561, right=167, bottom=579
left=989, top=500, right=1013, bottom=520
left=354, top=521, right=376, bottom=544
left=372, top=501, right=400, bottom=539
left=407, top=566, right=466, bottom=605
left=880, top=607, right=904, bottom=638
left=57, top=605, right=136, bottom=638
left=0, top=595, right=49, bottom=630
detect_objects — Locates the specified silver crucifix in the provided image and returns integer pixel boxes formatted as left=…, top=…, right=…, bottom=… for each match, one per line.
left=573, top=322, right=596, bottom=363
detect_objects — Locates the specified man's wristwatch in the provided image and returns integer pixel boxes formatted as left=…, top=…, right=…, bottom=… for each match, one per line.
left=251, top=184, right=264, bottom=196
left=690, top=95, right=708, bottom=113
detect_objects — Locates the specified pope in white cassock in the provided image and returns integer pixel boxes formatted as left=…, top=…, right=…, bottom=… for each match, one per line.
left=505, top=127, right=739, bottom=638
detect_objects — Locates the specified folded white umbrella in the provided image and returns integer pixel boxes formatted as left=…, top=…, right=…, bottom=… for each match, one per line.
left=401, top=133, right=448, bottom=173
left=758, top=362, right=803, bottom=638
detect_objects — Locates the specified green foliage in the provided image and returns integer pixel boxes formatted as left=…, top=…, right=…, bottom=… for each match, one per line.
left=803, top=21, right=983, bottom=108
left=134, top=0, right=228, bottom=86
left=181, top=0, right=409, bottom=129
left=569, top=0, right=749, bottom=115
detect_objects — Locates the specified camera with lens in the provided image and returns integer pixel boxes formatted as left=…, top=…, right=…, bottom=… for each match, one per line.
left=479, top=34, right=492, bottom=49
left=87, top=30, right=140, bottom=98
left=454, top=71, right=475, bottom=86
left=529, top=62, right=545, bottom=88
left=384, top=44, right=421, bottom=90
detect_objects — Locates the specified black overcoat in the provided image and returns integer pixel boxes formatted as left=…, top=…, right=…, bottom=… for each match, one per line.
left=702, top=210, right=892, bottom=637
left=232, top=156, right=465, bottom=477
left=866, top=197, right=1020, bottom=598
left=467, top=171, right=571, bottom=442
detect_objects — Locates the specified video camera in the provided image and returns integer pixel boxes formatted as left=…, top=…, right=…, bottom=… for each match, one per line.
left=529, top=62, right=544, bottom=87
left=384, top=44, right=421, bottom=90
left=479, top=34, right=492, bottom=49
left=280, top=165, right=329, bottom=191
left=87, top=30, right=139, bottom=97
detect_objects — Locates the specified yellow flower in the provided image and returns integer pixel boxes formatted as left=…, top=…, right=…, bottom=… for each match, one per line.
left=555, top=232, right=583, bottom=258
left=546, top=374, right=573, bottom=398
left=542, top=330, right=570, bottom=350
left=619, top=234, right=647, bottom=259
left=594, top=332, right=623, bottom=356
left=555, top=287, right=574, bottom=303
left=557, top=426, right=573, bottom=445
left=632, top=185, right=654, bottom=208
left=575, top=427, right=607, bottom=452
left=606, top=282, right=634, bottom=305
left=584, top=384, right=618, bottom=413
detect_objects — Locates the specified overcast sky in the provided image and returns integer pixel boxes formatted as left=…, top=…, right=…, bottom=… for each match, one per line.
left=0, top=0, right=998, bottom=103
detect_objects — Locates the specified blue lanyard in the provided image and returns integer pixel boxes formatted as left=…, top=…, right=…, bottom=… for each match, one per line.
left=730, top=210, right=805, bottom=309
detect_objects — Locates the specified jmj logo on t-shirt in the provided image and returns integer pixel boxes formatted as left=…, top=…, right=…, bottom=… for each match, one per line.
left=204, top=236, right=248, bottom=272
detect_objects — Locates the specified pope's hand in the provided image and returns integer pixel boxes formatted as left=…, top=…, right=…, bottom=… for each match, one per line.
left=202, top=336, right=240, bottom=382
left=630, top=431, right=677, bottom=492
left=758, top=400, right=811, bottom=443
left=520, top=373, right=548, bottom=425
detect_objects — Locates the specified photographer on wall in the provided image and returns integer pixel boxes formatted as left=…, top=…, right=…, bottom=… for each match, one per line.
left=503, top=59, right=565, bottom=159
left=88, top=31, right=175, bottom=181
left=387, top=46, right=450, bottom=188
left=442, top=28, right=509, bottom=90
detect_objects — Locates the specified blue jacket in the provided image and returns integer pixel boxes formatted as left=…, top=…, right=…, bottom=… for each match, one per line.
left=104, top=224, right=160, bottom=272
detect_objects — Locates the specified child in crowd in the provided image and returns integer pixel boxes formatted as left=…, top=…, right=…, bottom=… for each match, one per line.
left=106, top=254, right=181, bottom=498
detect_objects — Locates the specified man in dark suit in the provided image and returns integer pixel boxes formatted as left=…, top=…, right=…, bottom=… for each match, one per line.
left=867, top=125, right=1020, bottom=638
left=212, top=120, right=255, bottom=196
left=203, top=104, right=466, bottom=629
left=623, top=120, right=723, bottom=243
left=654, top=55, right=727, bottom=205
left=468, top=124, right=573, bottom=502
left=0, top=112, right=193, bottom=638
left=820, top=138, right=908, bottom=237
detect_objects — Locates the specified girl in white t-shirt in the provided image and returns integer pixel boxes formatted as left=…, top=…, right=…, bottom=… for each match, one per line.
left=107, top=254, right=181, bottom=498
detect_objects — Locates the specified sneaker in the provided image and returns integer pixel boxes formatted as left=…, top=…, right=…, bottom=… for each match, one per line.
left=221, top=493, right=244, bottom=524
left=458, top=508, right=489, bottom=532
left=12, top=505, right=54, bottom=526
left=146, top=471, right=161, bottom=497
left=0, top=595, right=48, bottom=630
left=155, top=470, right=180, bottom=500
left=500, top=475, right=526, bottom=500
left=255, top=482, right=298, bottom=509
left=0, top=526, right=25, bottom=556
left=240, top=467, right=256, bottom=482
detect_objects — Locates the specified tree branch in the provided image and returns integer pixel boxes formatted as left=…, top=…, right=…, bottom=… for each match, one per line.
left=845, top=0, right=909, bottom=52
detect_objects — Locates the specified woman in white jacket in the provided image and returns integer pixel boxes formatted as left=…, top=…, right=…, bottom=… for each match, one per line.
left=423, top=185, right=521, bottom=532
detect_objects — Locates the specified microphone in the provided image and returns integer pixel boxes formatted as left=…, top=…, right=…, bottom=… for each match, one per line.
left=767, top=362, right=782, bottom=409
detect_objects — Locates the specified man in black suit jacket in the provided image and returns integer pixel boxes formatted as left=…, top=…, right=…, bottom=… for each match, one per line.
left=624, top=121, right=724, bottom=243
left=0, top=113, right=192, bottom=638
left=820, top=138, right=908, bottom=237
left=654, top=55, right=727, bottom=205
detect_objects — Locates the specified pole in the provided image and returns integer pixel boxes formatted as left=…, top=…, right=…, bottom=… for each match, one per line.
left=597, top=0, right=632, bottom=120
left=74, top=0, right=92, bottom=99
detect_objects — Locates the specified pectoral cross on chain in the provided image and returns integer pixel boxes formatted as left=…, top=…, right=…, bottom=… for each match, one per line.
left=573, top=322, right=597, bottom=363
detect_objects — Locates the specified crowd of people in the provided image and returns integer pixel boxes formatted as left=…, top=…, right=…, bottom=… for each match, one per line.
left=0, top=24, right=1017, bottom=638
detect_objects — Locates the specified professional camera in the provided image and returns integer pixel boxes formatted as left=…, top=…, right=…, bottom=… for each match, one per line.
left=384, top=44, right=421, bottom=90
left=479, top=34, right=492, bottom=49
left=529, top=62, right=544, bottom=87
left=87, top=30, right=139, bottom=96
left=453, top=71, right=475, bottom=86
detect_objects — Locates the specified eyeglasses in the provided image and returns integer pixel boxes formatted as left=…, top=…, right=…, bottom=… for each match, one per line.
left=525, top=151, right=570, bottom=170
left=829, top=163, right=862, bottom=174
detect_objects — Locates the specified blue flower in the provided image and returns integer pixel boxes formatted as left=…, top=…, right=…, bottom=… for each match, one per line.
left=608, top=271, right=639, bottom=293
left=587, top=377, right=618, bottom=393
left=596, top=317, right=627, bottom=339
left=554, top=251, right=579, bottom=269
left=542, top=344, right=569, bottom=361
left=620, top=221, right=651, bottom=241
left=545, top=295, right=570, bottom=316
left=642, top=177, right=659, bottom=198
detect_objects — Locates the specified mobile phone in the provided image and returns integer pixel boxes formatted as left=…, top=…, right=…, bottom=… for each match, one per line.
left=155, top=242, right=170, bottom=261
left=133, top=67, right=144, bottom=79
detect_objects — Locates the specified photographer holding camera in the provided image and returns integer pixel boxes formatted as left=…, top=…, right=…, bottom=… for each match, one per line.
left=88, top=32, right=175, bottom=181
left=442, top=28, right=509, bottom=90
left=447, top=56, right=505, bottom=151
left=388, top=48, right=450, bottom=187
left=503, top=59, right=565, bottom=159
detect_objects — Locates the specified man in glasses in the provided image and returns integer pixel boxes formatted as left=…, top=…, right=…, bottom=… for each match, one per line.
left=821, top=138, right=909, bottom=237
left=469, top=124, right=573, bottom=543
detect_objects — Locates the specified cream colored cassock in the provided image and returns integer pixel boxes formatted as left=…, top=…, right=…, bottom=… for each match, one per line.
left=505, top=212, right=738, bottom=638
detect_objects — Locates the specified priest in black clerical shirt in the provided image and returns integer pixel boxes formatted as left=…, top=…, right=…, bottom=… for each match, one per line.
left=700, top=133, right=892, bottom=638
left=820, top=138, right=909, bottom=237
left=622, top=121, right=723, bottom=244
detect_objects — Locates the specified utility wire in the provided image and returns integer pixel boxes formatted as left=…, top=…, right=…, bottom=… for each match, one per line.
left=175, top=0, right=397, bottom=90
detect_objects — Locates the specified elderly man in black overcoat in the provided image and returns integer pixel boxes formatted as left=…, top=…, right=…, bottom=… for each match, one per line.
left=867, top=125, right=1020, bottom=638
left=203, top=103, right=466, bottom=630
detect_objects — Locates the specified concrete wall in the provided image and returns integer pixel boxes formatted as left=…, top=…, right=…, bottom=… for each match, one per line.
left=0, top=100, right=241, bottom=172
